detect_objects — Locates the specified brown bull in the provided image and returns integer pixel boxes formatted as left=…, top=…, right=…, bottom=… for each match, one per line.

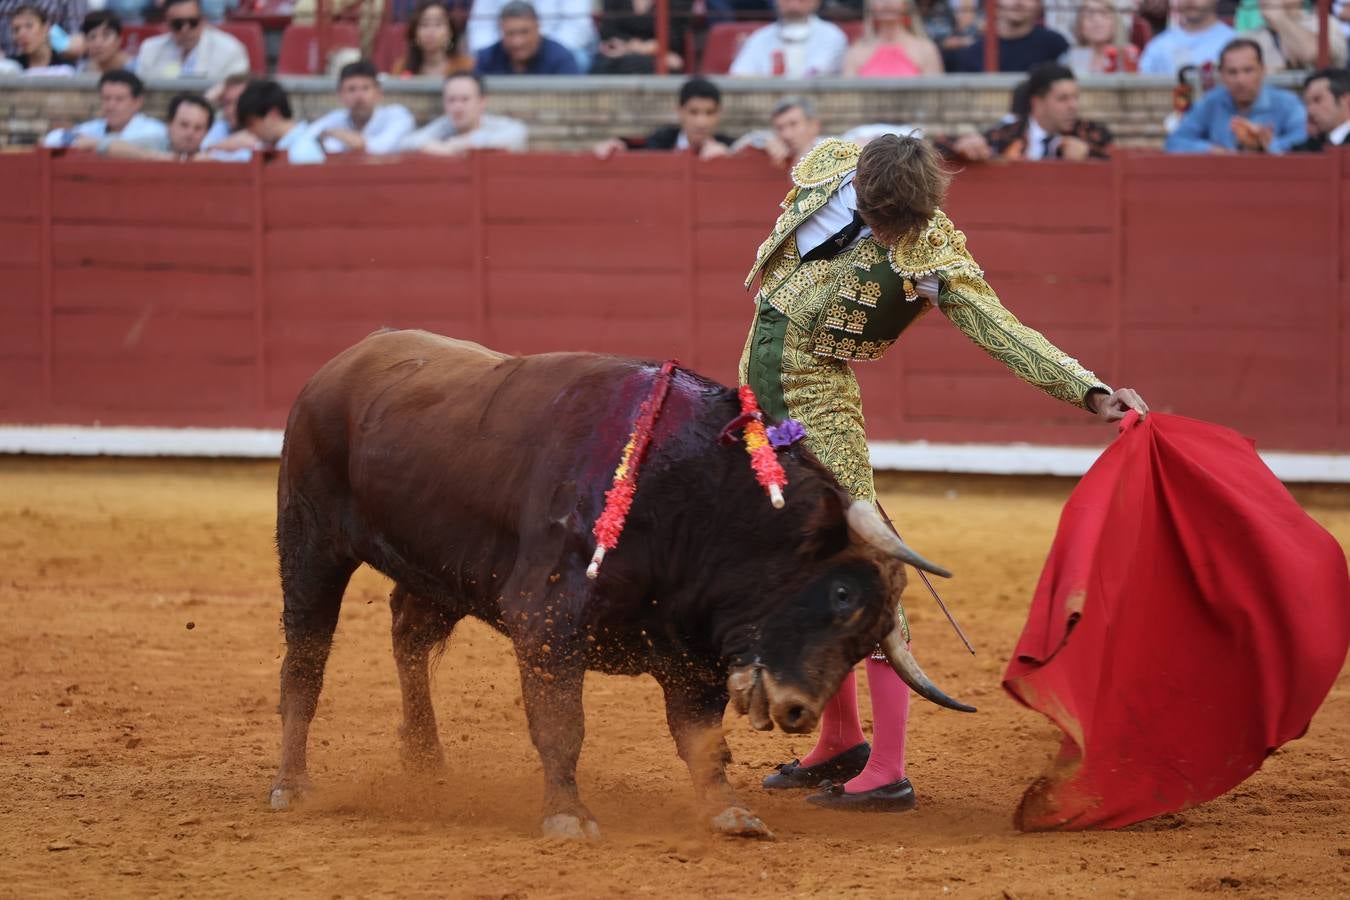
left=269, top=329, right=971, bottom=839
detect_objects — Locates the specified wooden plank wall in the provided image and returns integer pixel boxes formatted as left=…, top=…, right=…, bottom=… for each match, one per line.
left=0, top=151, right=1343, bottom=452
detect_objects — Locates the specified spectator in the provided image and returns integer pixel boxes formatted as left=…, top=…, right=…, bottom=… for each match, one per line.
left=1244, top=0, right=1347, bottom=71
left=1293, top=68, right=1350, bottom=151
left=731, top=95, right=824, bottom=167
left=0, top=0, right=84, bottom=59
left=201, top=72, right=260, bottom=154
left=8, top=4, right=77, bottom=71
left=937, top=63, right=1113, bottom=160
left=391, top=0, right=473, bottom=77
left=593, top=76, right=732, bottom=158
left=308, top=60, right=415, bottom=156
left=946, top=0, right=1068, bottom=73
left=1066, top=0, right=1139, bottom=76
left=78, top=10, right=132, bottom=73
left=466, top=0, right=596, bottom=68
left=1139, top=0, right=1235, bottom=76
left=99, top=92, right=214, bottom=159
left=135, top=0, right=248, bottom=80
left=474, top=1, right=581, bottom=74
left=728, top=0, right=847, bottom=78
left=1165, top=38, right=1305, bottom=153
left=915, top=0, right=980, bottom=55
left=235, top=79, right=326, bottom=164
left=42, top=69, right=168, bottom=148
left=844, top=0, right=944, bottom=76
left=401, top=71, right=528, bottom=154
left=590, top=0, right=691, bottom=74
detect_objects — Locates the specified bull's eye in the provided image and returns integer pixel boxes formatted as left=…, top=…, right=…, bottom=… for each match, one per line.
left=832, top=584, right=856, bottom=616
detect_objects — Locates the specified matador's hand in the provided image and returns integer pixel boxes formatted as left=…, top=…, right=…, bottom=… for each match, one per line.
left=1089, top=388, right=1149, bottom=423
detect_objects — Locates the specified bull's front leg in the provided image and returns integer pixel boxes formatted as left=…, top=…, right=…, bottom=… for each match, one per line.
left=660, top=677, right=774, bottom=840
left=515, top=644, right=599, bottom=840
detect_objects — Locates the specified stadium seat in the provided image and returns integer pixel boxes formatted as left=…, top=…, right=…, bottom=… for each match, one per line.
left=218, top=20, right=267, bottom=73
left=1129, top=15, right=1154, bottom=49
left=699, top=21, right=761, bottom=74
left=119, top=23, right=165, bottom=56
left=276, top=22, right=362, bottom=75
left=373, top=21, right=407, bottom=72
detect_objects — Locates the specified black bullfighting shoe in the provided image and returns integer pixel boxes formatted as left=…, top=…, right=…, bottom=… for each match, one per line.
left=805, top=777, right=917, bottom=812
left=761, top=742, right=871, bottom=789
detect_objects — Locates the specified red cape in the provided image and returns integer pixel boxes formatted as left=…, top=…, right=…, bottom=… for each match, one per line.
left=1003, top=412, right=1350, bottom=831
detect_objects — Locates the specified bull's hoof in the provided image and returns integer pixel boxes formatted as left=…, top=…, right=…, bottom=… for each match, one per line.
left=268, top=777, right=310, bottom=811
left=540, top=814, right=602, bottom=841
left=710, top=806, right=775, bottom=840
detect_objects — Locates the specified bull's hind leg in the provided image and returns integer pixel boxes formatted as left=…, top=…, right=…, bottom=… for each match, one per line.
left=660, top=677, right=774, bottom=840
left=270, top=507, right=357, bottom=810
left=390, top=585, right=459, bottom=770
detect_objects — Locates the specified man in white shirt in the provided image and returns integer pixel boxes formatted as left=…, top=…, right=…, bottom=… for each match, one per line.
left=728, top=0, right=848, bottom=79
left=98, top=92, right=215, bottom=160
left=465, top=0, right=595, bottom=67
left=308, top=60, right=415, bottom=156
left=42, top=69, right=168, bottom=150
left=235, top=79, right=326, bottom=165
left=1138, top=0, right=1235, bottom=76
left=135, top=0, right=249, bottom=80
left=401, top=71, right=528, bottom=155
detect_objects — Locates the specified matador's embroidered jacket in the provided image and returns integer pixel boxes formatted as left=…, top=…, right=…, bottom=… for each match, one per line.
left=738, top=138, right=1109, bottom=502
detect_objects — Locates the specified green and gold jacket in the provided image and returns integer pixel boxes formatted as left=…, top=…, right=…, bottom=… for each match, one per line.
left=738, top=138, right=1109, bottom=502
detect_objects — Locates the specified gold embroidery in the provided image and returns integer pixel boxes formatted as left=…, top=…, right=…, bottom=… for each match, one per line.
left=845, top=309, right=868, bottom=334
left=888, top=210, right=977, bottom=279
left=858, top=281, right=881, bottom=307
left=823, top=301, right=848, bottom=330
left=790, top=138, right=863, bottom=188
left=839, top=271, right=860, bottom=301
left=852, top=240, right=883, bottom=269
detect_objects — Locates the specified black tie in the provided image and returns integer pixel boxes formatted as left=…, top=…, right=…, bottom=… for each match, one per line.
left=800, top=211, right=865, bottom=263
left=1041, top=132, right=1056, bottom=159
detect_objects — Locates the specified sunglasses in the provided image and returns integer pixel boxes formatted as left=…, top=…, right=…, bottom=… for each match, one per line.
left=168, top=17, right=201, bottom=30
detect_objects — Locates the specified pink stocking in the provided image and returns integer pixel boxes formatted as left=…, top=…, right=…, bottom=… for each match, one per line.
left=844, top=656, right=910, bottom=792
left=798, top=667, right=867, bottom=767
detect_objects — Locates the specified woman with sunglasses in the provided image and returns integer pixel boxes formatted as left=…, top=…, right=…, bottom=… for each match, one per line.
left=134, top=0, right=248, bottom=80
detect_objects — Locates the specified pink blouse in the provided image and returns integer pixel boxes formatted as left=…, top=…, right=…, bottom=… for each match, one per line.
left=858, top=44, right=922, bottom=78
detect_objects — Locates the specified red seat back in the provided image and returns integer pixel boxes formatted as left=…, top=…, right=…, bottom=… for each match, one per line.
left=373, top=21, right=407, bottom=72
left=276, top=23, right=362, bottom=75
left=699, top=22, right=762, bottom=74
left=218, top=21, right=267, bottom=74
left=120, top=23, right=165, bottom=57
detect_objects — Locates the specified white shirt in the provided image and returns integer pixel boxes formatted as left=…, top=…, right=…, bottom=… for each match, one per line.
left=275, top=120, right=326, bottom=165
left=1025, top=118, right=1058, bottom=161
left=135, top=27, right=249, bottom=81
left=465, top=0, right=597, bottom=54
left=1329, top=120, right=1350, bottom=147
left=400, top=112, right=528, bottom=153
left=307, top=104, right=416, bottom=155
left=42, top=112, right=168, bottom=149
left=1138, top=21, right=1235, bottom=77
left=729, top=16, right=848, bottom=78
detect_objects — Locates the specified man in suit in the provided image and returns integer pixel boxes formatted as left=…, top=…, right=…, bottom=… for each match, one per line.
left=1293, top=68, right=1350, bottom=152
left=936, top=63, right=1113, bottom=162
left=593, top=76, right=734, bottom=159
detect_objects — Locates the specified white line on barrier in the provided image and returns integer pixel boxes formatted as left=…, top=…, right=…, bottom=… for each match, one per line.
left=0, top=427, right=1346, bottom=483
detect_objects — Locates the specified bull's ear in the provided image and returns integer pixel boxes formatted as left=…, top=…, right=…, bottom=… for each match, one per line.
left=798, top=487, right=850, bottom=561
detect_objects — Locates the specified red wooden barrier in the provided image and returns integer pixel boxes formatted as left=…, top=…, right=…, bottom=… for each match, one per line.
left=0, top=151, right=1345, bottom=453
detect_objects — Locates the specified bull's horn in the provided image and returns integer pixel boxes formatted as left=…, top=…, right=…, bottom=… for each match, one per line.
left=880, top=626, right=976, bottom=713
left=846, top=501, right=952, bottom=578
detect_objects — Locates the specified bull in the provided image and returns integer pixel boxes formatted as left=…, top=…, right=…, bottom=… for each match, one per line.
left=269, top=329, right=973, bottom=839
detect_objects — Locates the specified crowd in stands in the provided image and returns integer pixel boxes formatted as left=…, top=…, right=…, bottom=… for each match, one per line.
left=4, top=0, right=1348, bottom=78
left=6, top=0, right=1350, bottom=163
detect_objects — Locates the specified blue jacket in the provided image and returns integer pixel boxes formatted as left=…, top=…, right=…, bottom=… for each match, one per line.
left=474, top=36, right=580, bottom=75
left=1165, top=84, right=1307, bottom=154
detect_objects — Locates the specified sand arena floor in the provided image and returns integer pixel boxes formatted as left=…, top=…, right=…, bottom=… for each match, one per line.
left=0, top=458, right=1347, bottom=899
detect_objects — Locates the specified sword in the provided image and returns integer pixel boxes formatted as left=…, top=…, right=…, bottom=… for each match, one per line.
left=876, top=501, right=977, bottom=656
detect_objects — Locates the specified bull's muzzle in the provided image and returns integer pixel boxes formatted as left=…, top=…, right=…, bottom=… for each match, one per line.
left=727, top=664, right=820, bottom=733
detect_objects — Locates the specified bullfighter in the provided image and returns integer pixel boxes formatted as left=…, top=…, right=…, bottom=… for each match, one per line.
left=740, top=134, right=1149, bottom=811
